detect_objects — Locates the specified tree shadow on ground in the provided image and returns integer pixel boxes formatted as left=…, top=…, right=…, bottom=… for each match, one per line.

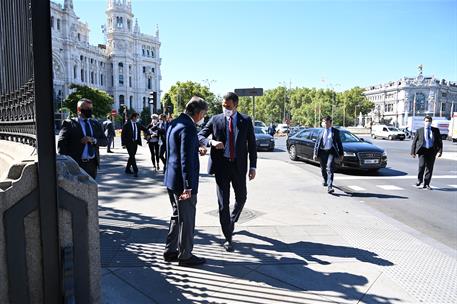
left=99, top=205, right=399, bottom=304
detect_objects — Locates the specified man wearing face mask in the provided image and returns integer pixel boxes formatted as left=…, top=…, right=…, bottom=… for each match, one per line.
left=198, top=92, right=257, bottom=252
left=411, top=115, right=442, bottom=190
left=58, top=98, right=107, bottom=179
left=121, top=112, right=146, bottom=178
left=164, top=97, right=208, bottom=267
left=313, top=116, right=344, bottom=194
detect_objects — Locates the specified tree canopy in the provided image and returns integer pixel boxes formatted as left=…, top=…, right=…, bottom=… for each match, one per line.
left=63, top=84, right=113, bottom=118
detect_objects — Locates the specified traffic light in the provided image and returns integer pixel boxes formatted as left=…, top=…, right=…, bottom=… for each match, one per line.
left=149, top=91, right=157, bottom=105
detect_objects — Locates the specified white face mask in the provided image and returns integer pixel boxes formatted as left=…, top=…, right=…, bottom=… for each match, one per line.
left=223, top=108, right=233, bottom=117
left=196, top=117, right=204, bottom=126
left=424, top=121, right=432, bottom=128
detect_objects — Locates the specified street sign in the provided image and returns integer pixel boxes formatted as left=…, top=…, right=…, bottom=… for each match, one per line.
left=111, top=109, right=117, bottom=116
left=234, top=88, right=263, bottom=97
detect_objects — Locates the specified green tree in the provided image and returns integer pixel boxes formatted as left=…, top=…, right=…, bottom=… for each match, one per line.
left=63, top=84, right=114, bottom=118
left=337, top=87, right=373, bottom=126
left=164, top=81, right=216, bottom=115
left=140, top=107, right=152, bottom=126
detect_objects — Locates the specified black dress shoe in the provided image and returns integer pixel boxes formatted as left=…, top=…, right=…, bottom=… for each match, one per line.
left=163, top=252, right=179, bottom=262
left=125, top=169, right=133, bottom=174
left=327, top=187, right=334, bottom=194
left=133, top=172, right=138, bottom=178
left=423, top=185, right=432, bottom=190
left=223, top=241, right=234, bottom=252
left=415, top=181, right=422, bottom=187
left=178, top=255, right=206, bottom=267
left=323, top=182, right=328, bottom=187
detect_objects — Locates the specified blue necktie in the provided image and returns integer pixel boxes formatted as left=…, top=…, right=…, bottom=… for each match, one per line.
left=83, top=119, right=94, bottom=157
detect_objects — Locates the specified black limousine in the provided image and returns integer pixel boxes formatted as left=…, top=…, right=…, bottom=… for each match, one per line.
left=286, top=128, right=387, bottom=171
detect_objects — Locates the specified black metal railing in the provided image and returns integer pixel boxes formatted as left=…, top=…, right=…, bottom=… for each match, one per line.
left=0, top=0, right=37, bottom=146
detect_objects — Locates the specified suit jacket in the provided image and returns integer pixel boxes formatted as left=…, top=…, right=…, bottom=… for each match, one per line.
left=198, top=112, right=257, bottom=175
left=121, top=120, right=143, bottom=146
left=411, top=127, right=442, bottom=155
left=313, top=127, right=344, bottom=157
left=102, top=119, right=116, bottom=137
left=164, top=113, right=200, bottom=195
left=57, top=117, right=107, bottom=165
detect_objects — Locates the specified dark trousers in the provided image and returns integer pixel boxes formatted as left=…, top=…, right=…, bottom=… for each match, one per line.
left=107, top=136, right=114, bottom=151
left=318, top=149, right=336, bottom=188
left=417, top=148, right=436, bottom=186
left=126, top=143, right=138, bottom=173
left=215, top=159, right=247, bottom=242
left=159, top=144, right=166, bottom=167
left=164, top=189, right=197, bottom=260
left=79, top=158, right=97, bottom=179
left=148, top=142, right=160, bottom=167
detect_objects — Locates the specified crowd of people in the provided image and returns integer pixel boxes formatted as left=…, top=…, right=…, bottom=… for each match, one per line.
left=56, top=93, right=443, bottom=267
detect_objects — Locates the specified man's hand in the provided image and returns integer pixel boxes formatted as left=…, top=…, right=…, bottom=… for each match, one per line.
left=122, top=145, right=126, bottom=149
left=199, top=146, right=207, bottom=156
left=313, top=155, right=317, bottom=161
left=249, top=168, right=256, bottom=181
left=178, top=189, right=192, bottom=201
left=438, top=152, right=442, bottom=158
left=411, top=153, right=416, bottom=158
left=81, top=136, right=93, bottom=144
left=211, top=140, right=225, bottom=150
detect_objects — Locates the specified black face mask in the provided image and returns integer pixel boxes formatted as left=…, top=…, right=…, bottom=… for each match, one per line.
left=81, top=109, right=93, bottom=118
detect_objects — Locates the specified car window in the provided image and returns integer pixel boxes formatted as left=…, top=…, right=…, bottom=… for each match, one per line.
left=254, top=127, right=266, bottom=134
left=383, top=127, right=388, bottom=131
left=388, top=127, right=399, bottom=131
left=340, top=131, right=361, bottom=143
left=310, top=129, right=319, bottom=141
left=296, top=129, right=311, bottom=139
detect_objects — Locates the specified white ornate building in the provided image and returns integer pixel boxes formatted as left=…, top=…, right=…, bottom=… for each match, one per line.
left=364, top=66, right=457, bottom=127
left=51, top=0, right=161, bottom=114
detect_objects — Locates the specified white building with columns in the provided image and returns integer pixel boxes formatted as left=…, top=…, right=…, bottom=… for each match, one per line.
left=363, top=66, right=457, bottom=127
left=51, top=0, right=162, bottom=114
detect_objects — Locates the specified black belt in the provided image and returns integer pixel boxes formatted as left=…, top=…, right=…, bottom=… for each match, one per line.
left=224, top=157, right=237, bottom=163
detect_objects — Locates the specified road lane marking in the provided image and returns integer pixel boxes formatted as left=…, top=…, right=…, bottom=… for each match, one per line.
left=377, top=185, right=404, bottom=190
left=337, top=175, right=457, bottom=180
left=449, top=185, right=457, bottom=188
left=348, top=186, right=365, bottom=191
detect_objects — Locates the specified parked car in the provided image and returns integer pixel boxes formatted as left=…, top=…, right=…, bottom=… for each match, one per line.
left=287, top=126, right=306, bottom=139
left=276, top=123, right=290, bottom=134
left=371, top=125, right=406, bottom=140
left=254, top=120, right=268, bottom=133
left=254, top=127, right=275, bottom=151
left=399, top=127, right=412, bottom=139
left=286, top=128, right=387, bottom=171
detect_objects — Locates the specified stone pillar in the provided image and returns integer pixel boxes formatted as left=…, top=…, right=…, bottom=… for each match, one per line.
left=0, top=140, right=101, bottom=303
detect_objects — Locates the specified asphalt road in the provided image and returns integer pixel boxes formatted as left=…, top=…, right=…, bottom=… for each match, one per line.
left=260, top=135, right=457, bottom=250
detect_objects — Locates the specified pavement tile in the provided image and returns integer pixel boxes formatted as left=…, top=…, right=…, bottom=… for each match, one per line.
left=101, top=272, right=156, bottom=304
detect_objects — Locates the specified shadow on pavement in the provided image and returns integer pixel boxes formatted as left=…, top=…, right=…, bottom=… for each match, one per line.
left=99, top=204, right=399, bottom=304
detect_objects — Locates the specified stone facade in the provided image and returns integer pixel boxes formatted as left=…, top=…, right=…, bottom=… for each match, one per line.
left=363, top=67, right=457, bottom=127
left=51, top=0, right=161, bottom=114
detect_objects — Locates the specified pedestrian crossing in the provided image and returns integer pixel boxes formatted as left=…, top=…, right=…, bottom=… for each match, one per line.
left=345, top=183, right=457, bottom=192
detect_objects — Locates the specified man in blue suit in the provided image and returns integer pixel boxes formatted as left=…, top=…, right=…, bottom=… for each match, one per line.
left=163, top=97, right=208, bottom=267
left=313, top=116, right=344, bottom=194
left=198, top=92, right=257, bottom=252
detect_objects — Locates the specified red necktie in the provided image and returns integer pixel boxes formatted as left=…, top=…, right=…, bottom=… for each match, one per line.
left=229, top=116, right=234, bottom=160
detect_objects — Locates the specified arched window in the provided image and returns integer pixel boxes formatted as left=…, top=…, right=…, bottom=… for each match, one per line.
left=147, top=50, right=150, bottom=56
left=151, top=50, right=154, bottom=57
left=118, top=62, right=123, bottom=74
left=129, top=96, right=133, bottom=109
left=147, top=77, right=152, bottom=90
left=51, top=16, right=54, bottom=28
left=119, top=95, right=125, bottom=105
left=143, top=97, right=146, bottom=108
left=73, top=65, right=77, bottom=79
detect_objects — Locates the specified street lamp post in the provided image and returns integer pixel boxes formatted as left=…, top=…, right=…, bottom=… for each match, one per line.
left=354, top=105, right=360, bottom=126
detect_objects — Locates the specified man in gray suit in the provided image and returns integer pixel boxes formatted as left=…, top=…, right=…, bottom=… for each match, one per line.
left=102, top=114, right=116, bottom=153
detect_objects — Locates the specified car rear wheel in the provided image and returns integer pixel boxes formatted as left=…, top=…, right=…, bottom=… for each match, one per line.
left=288, top=145, right=297, bottom=161
left=371, top=134, right=376, bottom=139
left=388, top=135, right=393, bottom=140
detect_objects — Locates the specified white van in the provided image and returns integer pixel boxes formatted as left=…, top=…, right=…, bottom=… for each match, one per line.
left=371, top=125, right=406, bottom=140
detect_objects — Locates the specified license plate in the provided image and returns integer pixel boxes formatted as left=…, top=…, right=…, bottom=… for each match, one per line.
left=260, top=144, right=269, bottom=147
left=364, top=159, right=379, bottom=164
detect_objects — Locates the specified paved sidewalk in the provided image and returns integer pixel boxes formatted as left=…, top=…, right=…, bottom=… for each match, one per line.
left=97, top=143, right=457, bottom=304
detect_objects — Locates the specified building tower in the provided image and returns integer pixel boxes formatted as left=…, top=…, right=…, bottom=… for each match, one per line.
left=106, top=0, right=135, bottom=111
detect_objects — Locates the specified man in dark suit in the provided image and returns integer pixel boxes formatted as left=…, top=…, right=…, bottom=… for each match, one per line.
left=164, top=97, right=208, bottom=267
left=102, top=114, right=116, bottom=153
left=313, top=116, right=344, bottom=194
left=198, top=92, right=257, bottom=252
left=57, top=98, right=107, bottom=179
left=411, top=115, right=443, bottom=190
left=121, top=112, right=145, bottom=177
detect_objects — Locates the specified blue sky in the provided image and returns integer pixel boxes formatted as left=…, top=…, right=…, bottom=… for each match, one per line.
left=56, top=0, right=457, bottom=96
